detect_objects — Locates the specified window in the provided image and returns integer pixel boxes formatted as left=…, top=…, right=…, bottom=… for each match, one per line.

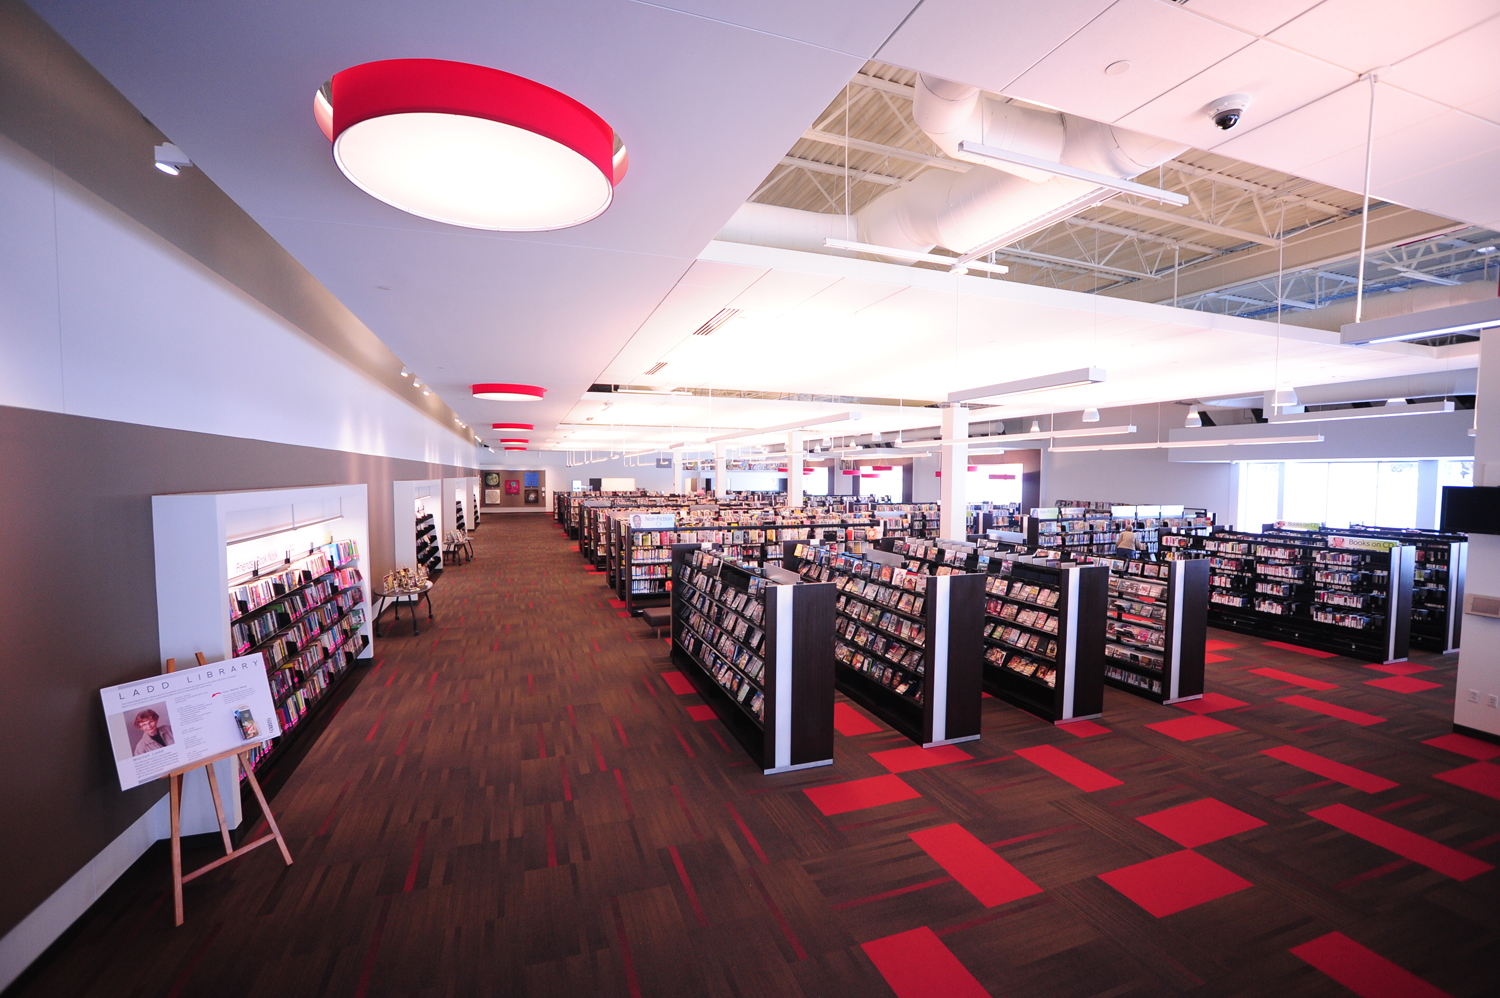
left=801, top=467, right=830, bottom=496
left=858, top=467, right=904, bottom=501
left=967, top=464, right=1023, bottom=505
left=1244, top=460, right=1431, bottom=531
left=1243, top=462, right=1281, bottom=530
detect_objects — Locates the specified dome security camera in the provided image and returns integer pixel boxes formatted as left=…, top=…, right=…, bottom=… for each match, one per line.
left=1208, top=94, right=1251, bottom=131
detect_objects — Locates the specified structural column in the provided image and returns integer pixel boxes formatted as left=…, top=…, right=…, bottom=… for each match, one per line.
left=671, top=449, right=684, bottom=494
left=1456, top=328, right=1500, bottom=738
left=939, top=404, right=969, bottom=541
left=714, top=443, right=728, bottom=498
left=787, top=431, right=804, bottom=506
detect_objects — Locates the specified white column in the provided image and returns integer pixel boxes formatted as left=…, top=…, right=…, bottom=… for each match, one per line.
left=1455, top=328, right=1500, bottom=737
left=715, top=443, right=728, bottom=498
left=939, top=404, right=969, bottom=540
left=787, top=431, right=804, bottom=506
left=671, top=450, right=684, bottom=494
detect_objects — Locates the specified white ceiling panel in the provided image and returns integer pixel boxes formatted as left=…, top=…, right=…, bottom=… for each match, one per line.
left=1173, top=0, right=1323, bottom=37
left=1005, top=0, right=1253, bottom=124
left=1118, top=39, right=1355, bottom=151
left=1382, top=14, right=1500, bottom=120
left=727, top=269, right=843, bottom=313
left=1268, top=0, right=1500, bottom=73
left=874, top=0, right=1116, bottom=95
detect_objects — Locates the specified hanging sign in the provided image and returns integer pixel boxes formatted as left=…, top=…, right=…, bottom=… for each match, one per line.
left=100, top=653, right=278, bottom=791
left=1326, top=534, right=1399, bottom=551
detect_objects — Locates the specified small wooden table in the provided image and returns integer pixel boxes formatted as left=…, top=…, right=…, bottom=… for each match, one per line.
left=373, top=581, right=434, bottom=636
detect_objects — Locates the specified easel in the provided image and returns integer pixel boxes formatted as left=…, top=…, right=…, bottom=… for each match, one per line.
left=163, top=652, right=293, bottom=925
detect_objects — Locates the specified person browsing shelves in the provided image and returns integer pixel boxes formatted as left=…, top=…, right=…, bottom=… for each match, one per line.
left=1114, top=525, right=1144, bottom=560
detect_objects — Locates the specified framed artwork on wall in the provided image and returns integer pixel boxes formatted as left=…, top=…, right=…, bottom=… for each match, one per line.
left=484, top=472, right=501, bottom=487
left=505, top=480, right=520, bottom=495
left=524, top=488, right=540, bottom=505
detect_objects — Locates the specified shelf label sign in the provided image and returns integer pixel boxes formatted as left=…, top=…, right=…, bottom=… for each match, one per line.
left=1327, top=535, right=1399, bottom=552
left=1273, top=520, right=1323, bottom=531
left=630, top=513, right=676, bottom=529
left=100, top=653, right=278, bottom=791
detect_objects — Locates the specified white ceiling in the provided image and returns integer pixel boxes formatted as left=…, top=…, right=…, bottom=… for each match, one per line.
left=30, top=0, right=1500, bottom=453
left=878, top=0, right=1500, bottom=230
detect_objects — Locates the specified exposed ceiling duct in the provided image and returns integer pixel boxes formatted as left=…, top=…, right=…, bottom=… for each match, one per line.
left=718, top=75, right=1189, bottom=264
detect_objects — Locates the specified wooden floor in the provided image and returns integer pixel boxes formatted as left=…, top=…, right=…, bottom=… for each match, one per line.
left=12, top=514, right=1499, bottom=998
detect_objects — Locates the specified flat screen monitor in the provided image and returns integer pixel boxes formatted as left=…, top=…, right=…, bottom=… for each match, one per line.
left=1440, top=485, right=1500, bottom=534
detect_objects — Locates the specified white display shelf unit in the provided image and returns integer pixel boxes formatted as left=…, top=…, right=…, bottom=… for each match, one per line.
left=394, top=479, right=443, bottom=576
left=151, top=484, right=373, bottom=833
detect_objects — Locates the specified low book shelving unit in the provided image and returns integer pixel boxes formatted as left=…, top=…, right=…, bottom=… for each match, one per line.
left=785, top=542, right=983, bottom=748
left=670, top=544, right=835, bottom=773
left=1089, top=556, right=1209, bottom=704
left=981, top=556, right=1108, bottom=723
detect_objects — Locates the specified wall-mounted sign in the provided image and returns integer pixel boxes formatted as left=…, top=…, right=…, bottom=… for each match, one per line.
left=100, top=654, right=278, bottom=791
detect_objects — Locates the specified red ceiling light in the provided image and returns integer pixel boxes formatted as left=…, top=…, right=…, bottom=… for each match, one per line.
left=492, top=422, right=534, bottom=430
left=497, top=438, right=529, bottom=444
left=472, top=383, right=545, bottom=401
left=315, top=59, right=626, bottom=230
left=503, top=446, right=527, bottom=451
left=871, top=465, right=894, bottom=471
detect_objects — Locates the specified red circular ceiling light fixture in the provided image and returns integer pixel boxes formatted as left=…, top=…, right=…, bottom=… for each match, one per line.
left=314, top=59, right=627, bottom=231
left=497, top=438, right=529, bottom=444
left=492, top=422, right=534, bottom=430
left=503, top=446, right=527, bottom=451
left=472, top=383, right=545, bottom=401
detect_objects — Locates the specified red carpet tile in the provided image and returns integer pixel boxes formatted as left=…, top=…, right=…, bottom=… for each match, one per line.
left=1309, top=804, right=1494, bottom=881
left=1365, top=662, right=1434, bottom=676
left=1264, top=640, right=1338, bottom=658
left=1363, top=676, right=1442, bottom=694
left=1205, top=639, right=1240, bottom=651
left=1098, top=849, right=1253, bottom=917
left=804, top=774, right=921, bottom=816
left=1432, top=761, right=1500, bottom=801
left=908, top=823, right=1042, bottom=908
left=1013, top=744, right=1123, bottom=791
left=1137, top=798, right=1266, bottom=848
left=871, top=743, right=973, bottom=774
left=1424, top=732, right=1500, bottom=761
left=861, top=926, right=992, bottom=998
left=1057, top=718, right=1110, bottom=738
left=685, top=704, right=717, bottom=722
left=660, top=671, right=697, bottom=695
left=608, top=599, right=626, bottom=609
left=1261, top=745, right=1398, bottom=793
left=1279, top=695, right=1387, bottom=726
left=1251, top=667, right=1339, bottom=691
left=833, top=702, right=883, bottom=736
left=1175, top=692, right=1249, bottom=714
left=1145, top=715, right=1240, bottom=741
left=1204, top=653, right=1232, bottom=664
left=1291, top=931, right=1452, bottom=998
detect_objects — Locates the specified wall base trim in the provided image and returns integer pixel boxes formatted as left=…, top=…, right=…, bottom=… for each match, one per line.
left=0, top=794, right=169, bottom=991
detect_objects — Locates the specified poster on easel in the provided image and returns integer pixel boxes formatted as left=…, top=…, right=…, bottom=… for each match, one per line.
left=99, top=653, right=279, bottom=791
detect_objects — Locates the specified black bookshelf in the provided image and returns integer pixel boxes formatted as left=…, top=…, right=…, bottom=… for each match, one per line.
left=785, top=542, right=983, bottom=748
left=670, top=544, right=835, bottom=773
left=981, top=557, right=1108, bottom=722
left=1089, top=556, right=1208, bottom=704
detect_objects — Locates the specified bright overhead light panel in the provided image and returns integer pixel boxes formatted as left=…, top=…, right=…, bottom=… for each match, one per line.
left=316, top=60, right=627, bottom=231
left=947, top=368, right=1105, bottom=404
left=1341, top=298, right=1500, bottom=345
left=1268, top=400, right=1456, bottom=424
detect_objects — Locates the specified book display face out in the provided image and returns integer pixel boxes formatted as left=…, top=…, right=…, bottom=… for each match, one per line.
left=785, top=542, right=983, bottom=748
left=981, top=558, right=1108, bottom=723
left=670, top=545, right=835, bottom=773
left=1163, top=528, right=1414, bottom=663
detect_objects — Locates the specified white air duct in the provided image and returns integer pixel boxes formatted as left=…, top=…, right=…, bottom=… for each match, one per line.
left=718, top=75, right=1188, bottom=261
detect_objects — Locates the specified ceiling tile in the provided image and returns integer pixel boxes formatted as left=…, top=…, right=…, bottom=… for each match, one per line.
left=1269, top=0, right=1500, bottom=73
left=1005, top=0, right=1255, bottom=124
left=1382, top=14, right=1500, bottom=118
left=1118, top=39, right=1355, bottom=151
left=1175, top=0, right=1325, bottom=37
left=875, top=0, right=1116, bottom=95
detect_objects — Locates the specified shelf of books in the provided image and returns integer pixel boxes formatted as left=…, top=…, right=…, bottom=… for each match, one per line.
left=785, top=542, right=983, bottom=747
left=1028, top=505, right=1214, bottom=557
left=151, top=484, right=374, bottom=834
left=1087, top=556, right=1209, bottom=703
left=1163, top=528, right=1415, bottom=662
left=883, top=537, right=990, bottom=574
left=980, top=556, right=1108, bottom=723
left=670, top=544, right=835, bottom=773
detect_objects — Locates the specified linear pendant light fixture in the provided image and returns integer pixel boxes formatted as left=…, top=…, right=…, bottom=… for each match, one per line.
left=1268, top=400, right=1456, bottom=424
left=956, top=141, right=1190, bottom=206
left=315, top=59, right=627, bottom=230
left=472, top=383, right=545, bottom=401
left=705, top=411, right=861, bottom=444
left=947, top=368, right=1105, bottom=405
left=1340, top=298, right=1500, bottom=345
left=894, top=423, right=1135, bottom=448
left=1050, top=434, right=1324, bottom=453
left=822, top=238, right=1009, bottom=276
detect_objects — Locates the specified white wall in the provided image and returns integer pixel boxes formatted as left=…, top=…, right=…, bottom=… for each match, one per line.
left=0, top=133, right=473, bottom=468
